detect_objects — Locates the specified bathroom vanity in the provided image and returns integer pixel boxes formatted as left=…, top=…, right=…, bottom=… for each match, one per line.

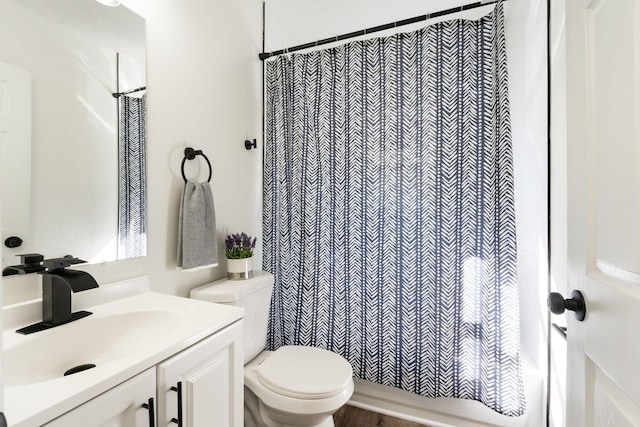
left=3, top=283, right=244, bottom=427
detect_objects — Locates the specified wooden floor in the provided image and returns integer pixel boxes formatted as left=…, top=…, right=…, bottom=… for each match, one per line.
left=334, top=405, right=431, bottom=427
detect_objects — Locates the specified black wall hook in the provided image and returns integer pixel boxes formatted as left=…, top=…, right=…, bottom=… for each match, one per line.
left=245, top=139, right=257, bottom=150
left=181, top=147, right=212, bottom=183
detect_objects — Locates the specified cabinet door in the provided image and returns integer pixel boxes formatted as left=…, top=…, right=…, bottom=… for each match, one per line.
left=44, top=368, right=156, bottom=427
left=157, top=321, right=243, bottom=427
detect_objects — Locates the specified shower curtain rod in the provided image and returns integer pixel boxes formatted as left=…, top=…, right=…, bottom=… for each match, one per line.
left=112, top=86, right=146, bottom=98
left=259, top=0, right=506, bottom=60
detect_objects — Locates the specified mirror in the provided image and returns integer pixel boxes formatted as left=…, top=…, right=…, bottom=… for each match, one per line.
left=0, top=0, right=146, bottom=272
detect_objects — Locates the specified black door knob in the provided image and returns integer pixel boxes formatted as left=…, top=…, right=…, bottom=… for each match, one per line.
left=548, top=290, right=586, bottom=321
left=4, top=236, right=23, bottom=248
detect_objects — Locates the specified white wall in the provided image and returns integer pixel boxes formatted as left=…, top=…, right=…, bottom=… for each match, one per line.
left=266, top=0, right=498, bottom=50
left=506, top=0, right=549, bottom=374
left=94, top=0, right=264, bottom=296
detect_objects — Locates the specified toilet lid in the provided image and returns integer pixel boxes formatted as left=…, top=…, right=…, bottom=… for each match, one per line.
left=257, top=346, right=353, bottom=399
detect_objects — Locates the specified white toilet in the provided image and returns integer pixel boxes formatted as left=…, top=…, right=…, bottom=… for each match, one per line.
left=190, top=271, right=354, bottom=427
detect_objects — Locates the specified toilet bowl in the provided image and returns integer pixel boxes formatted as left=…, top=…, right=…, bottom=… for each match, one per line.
left=244, top=347, right=354, bottom=427
left=190, top=271, right=354, bottom=427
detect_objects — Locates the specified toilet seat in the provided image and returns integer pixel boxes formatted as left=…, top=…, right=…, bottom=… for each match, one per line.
left=257, top=346, right=353, bottom=400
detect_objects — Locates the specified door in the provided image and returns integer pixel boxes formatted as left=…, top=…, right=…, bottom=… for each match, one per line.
left=0, top=60, right=31, bottom=265
left=0, top=60, right=31, bottom=425
left=157, top=323, right=243, bottom=427
left=44, top=368, right=156, bottom=427
left=562, top=0, right=640, bottom=425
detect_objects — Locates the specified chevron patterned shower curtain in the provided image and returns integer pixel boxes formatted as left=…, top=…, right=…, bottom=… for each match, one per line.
left=263, top=2, right=524, bottom=416
left=118, top=94, right=147, bottom=259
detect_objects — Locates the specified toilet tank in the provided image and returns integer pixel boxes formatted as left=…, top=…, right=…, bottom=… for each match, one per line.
left=190, top=271, right=275, bottom=363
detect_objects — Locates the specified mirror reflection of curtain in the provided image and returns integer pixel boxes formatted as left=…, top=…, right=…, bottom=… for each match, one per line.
left=118, top=94, right=147, bottom=258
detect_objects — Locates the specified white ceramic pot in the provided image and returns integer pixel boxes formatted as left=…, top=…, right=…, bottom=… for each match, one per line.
left=227, top=257, right=253, bottom=280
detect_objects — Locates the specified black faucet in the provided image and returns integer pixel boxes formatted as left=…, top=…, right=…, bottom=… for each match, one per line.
left=16, top=256, right=99, bottom=335
left=2, top=253, right=46, bottom=276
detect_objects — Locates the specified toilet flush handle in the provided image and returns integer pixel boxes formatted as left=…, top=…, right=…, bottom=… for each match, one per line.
left=170, top=382, right=183, bottom=426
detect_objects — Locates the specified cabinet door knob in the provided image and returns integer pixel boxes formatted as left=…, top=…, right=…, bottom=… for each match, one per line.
left=141, top=397, right=155, bottom=427
left=170, top=381, right=183, bottom=426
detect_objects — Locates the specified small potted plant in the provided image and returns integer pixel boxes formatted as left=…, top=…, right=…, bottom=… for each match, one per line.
left=225, top=232, right=257, bottom=280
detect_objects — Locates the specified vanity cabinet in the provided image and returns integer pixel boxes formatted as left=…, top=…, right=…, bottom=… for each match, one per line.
left=44, top=368, right=156, bottom=427
left=158, top=321, right=243, bottom=427
left=41, top=321, right=242, bottom=427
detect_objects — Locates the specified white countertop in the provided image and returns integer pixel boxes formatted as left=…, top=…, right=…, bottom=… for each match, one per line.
left=3, top=291, right=244, bottom=427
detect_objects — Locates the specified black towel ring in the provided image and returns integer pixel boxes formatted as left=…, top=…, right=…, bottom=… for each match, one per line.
left=181, top=147, right=212, bottom=183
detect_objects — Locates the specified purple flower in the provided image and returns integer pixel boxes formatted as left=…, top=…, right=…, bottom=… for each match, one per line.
left=225, top=236, right=234, bottom=251
left=225, top=231, right=257, bottom=259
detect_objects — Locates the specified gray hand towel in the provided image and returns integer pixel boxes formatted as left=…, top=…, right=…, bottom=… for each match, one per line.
left=177, top=181, right=218, bottom=269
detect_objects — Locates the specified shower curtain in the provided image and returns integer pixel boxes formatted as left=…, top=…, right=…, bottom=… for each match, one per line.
left=118, top=94, right=147, bottom=259
left=263, top=2, right=524, bottom=416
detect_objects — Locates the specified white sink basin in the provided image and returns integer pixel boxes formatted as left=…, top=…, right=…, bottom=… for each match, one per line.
left=4, top=309, right=180, bottom=387
left=3, top=291, right=244, bottom=427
